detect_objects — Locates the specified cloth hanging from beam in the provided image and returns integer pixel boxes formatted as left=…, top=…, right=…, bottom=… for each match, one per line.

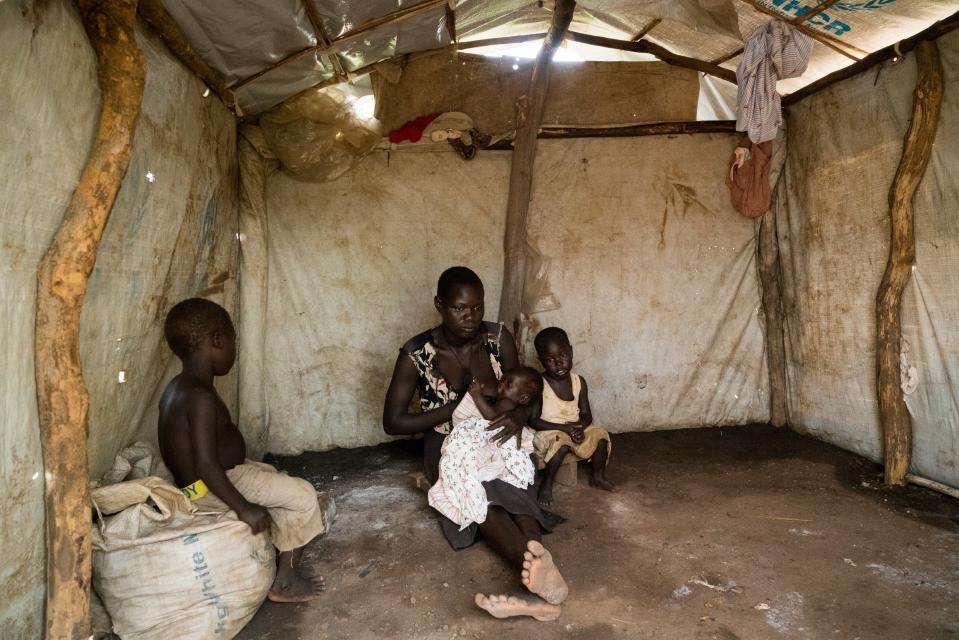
left=736, top=20, right=813, bottom=143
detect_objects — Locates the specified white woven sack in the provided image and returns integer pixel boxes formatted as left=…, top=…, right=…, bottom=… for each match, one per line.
left=91, top=477, right=274, bottom=639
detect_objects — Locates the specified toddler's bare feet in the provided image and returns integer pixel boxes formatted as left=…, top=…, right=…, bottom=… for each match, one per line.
left=538, top=483, right=554, bottom=508
left=521, top=540, right=568, bottom=605
left=589, top=473, right=614, bottom=491
left=474, top=593, right=560, bottom=621
left=410, top=471, right=430, bottom=493
left=268, top=573, right=325, bottom=603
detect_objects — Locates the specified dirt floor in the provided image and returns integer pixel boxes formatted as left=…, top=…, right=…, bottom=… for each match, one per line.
left=237, top=425, right=959, bottom=640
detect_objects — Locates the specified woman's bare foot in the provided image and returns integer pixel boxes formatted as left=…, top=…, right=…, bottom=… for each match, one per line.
left=589, top=473, right=614, bottom=491
left=268, top=573, right=325, bottom=603
left=521, top=540, right=568, bottom=605
left=474, top=593, right=560, bottom=621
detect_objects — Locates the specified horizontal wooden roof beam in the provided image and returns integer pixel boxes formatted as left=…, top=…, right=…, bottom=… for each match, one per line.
left=565, top=31, right=737, bottom=84
left=457, top=32, right=548, bottom=50
left=737, top=0, right=865, bottom=60
left=486, top=120, right=737, bottom=149
left=784, top=9, right=959, bottom=105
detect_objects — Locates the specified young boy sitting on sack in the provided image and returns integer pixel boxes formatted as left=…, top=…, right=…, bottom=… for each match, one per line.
left=530, top=327, right=613, bottom=507
left=158, top=298, right=333, bottom=602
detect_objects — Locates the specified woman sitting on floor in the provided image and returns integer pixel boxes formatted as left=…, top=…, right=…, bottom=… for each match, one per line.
left=383, top=266, right=569, bottom=621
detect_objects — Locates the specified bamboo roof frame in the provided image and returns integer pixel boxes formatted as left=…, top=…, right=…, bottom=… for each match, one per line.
left=300, top=0, right=347, bottom=81
left=631, top=18, right=661, bottom=42
left=457, top=29, right=738, bottom=85
left=736, top=0, right=866, bottom=60
left=231, top=0, right=449, bottom=93
left=791, top=0, right=844, bottom=25
left=138, top=0, right=959, bottom=116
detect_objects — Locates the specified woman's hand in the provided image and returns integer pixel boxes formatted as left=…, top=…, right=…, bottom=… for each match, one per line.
left=486, top=407, right=527, bottom=449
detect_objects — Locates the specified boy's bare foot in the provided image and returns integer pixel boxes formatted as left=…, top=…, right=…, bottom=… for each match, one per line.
left=474, top=593, right=561, bottom=621
left=521, top=540, right=568, bottom=605
left=268, top=573, right=325, bottom=603
left=589, top=474, right=614, bottom=491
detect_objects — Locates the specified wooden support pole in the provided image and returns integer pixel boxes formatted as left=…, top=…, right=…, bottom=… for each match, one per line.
left=565, top=31, right=738, bottom=84
left=36, top=2, right=144, bottom=638
left=758, top=209, right=788, bottom=427
left=498, top=0, right=576, bottom=333
left=445, top=3, right=457, bottom=44
left=876, top=40, right=942, bottom=486
left=138, top=0, right=230, bottom=105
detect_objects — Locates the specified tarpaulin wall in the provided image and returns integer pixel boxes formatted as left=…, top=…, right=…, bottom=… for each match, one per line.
left=521, top=136, right=770, bottom=430
left=0, top=2, right=239, bottom=636
left=261, top=133, right=769, bottom=455
left=262, top=147, right=510, bottom=453
left=777, top=29, right=959, bottom=488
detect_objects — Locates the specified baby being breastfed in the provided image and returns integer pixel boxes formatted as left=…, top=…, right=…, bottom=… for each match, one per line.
left=428, top=367, right=542, bottom=529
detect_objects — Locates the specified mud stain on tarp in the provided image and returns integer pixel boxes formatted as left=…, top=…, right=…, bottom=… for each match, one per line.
left=659, top=178, right=711, bottom=250
left=659, top=203, right=669, bottom=250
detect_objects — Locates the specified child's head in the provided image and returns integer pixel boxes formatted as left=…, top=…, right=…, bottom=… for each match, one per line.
left=498, top=366, right=543, bottom=406
left=164, top=298, right=236, bottom=374
left=534, top=327, right=573, bottom=380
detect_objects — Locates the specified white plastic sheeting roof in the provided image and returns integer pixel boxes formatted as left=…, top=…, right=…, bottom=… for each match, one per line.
left=159, top=0, right=959, bottom=115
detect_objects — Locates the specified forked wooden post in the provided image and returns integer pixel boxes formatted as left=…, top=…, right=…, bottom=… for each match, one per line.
left=498, top=0, right=576, bottom=333
left=876, top=40, right=942, bottom=486
left=34, top=1, right=145, bottom=637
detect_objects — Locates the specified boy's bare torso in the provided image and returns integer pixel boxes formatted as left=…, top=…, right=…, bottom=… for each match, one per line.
left=158, top=374, right=246, bottom=487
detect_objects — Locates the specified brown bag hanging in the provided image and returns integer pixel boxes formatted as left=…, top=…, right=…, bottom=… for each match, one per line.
left=726, top=136, right=773, bottom=218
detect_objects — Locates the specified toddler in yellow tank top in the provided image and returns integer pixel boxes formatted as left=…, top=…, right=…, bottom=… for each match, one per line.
left=530, top=327, right=613, bottom=507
